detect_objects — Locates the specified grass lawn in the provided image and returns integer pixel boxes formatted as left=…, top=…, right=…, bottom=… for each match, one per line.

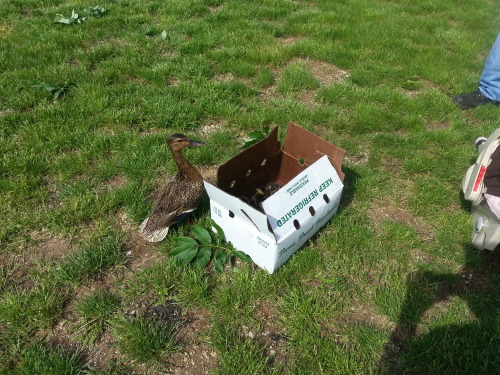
left=1, top=0, right=499, bottom=374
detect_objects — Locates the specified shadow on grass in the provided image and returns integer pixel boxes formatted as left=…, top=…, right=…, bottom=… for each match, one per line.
left=379, top=245, right=500, bottom=375
left=338, top=165, right=359, bottom=212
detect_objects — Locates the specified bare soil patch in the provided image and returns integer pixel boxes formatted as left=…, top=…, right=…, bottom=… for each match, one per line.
left=275, top=35, right=304, bottom=45
left=30, top=232, right=74, bottom=261
left=369, top=199, right=435, bottom=244
left=427, top=121, right=452, bottom=131
left=250, top=300, right=291, bottom=369
left=343, top=303, right=395, bottom=332
left=101, top=175, right=128, bottom=191
left=168, top=307, right=217, bottom=375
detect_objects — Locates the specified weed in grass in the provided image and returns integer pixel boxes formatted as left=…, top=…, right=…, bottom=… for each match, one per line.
left=54, top=10, right=86, bottom=25
left=32, top=82, right=77, bottom=100
left=75, top=291, right=120, bottom=343
left=111, top=315, right=179, bottom=364
left=15, top=342, right=86, bottom=375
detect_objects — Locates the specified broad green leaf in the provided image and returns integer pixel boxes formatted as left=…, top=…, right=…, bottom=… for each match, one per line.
left=210, top=219, right=225, bottom=244
left=175, top=236, right=198, bottom=247
left=233, top=250, right=252, bottom=262
left=194, top=247, right=211, bottom=268
left=242, top=139, right=259, bottom=149
left=174, top=246, right=199, bottom=266
left=214, top=250, right=228, bottom=273
left=248, top=130, right=264, bottom=139
left=192, top=226, right=211, bottom=244
left=53, top=88, right=64, bottom=99
left=169, top=243, right=197, bottom=257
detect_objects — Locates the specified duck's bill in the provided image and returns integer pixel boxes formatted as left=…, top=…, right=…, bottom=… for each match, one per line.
left=188, top=139, right=205, bottom=147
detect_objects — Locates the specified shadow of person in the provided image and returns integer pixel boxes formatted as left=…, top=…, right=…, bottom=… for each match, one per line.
left=378, top=245, right=500, bottom=375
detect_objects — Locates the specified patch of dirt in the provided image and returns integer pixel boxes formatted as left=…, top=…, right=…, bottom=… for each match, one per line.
left=213, top=72, right=237, bottom=82
left=344, top=150, right=370, bottom=165
left=199, top=120, right=225, bottom=136
left=410, top=248, right=434, bottom=264
left=343, top=304, right=395, bottom=332
left=30, top=232, right=74, bottom=260
left=209, top=5, right=223, bottom=13
left=0, top=108, right=13, bottom=117
left=292, top=57, right=350, bottom=86
left=116, top=212, right=163, bottom=271
left=275, top=35, right=304, bottom=45
left=382, top=157, right=404, bottom=173
left=101, top=175, right=128, bottom=191
left=369, top=200, right=435, bottom=244
left=199, top=165, right=218, bottom=185
left=168, top=308, right=217, bottom=375
left=86, top=331, right=118, bottom=371
left=427, top=121, right=452, bottom=131
left=249, top=300, right=292, bottom=369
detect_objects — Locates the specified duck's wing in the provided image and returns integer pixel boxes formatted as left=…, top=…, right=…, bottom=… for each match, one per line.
left=139, top=178, right=202, bottom=241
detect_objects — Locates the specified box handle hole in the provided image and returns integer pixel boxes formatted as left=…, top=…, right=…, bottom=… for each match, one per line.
left=293, top=219, right=300, bottom=230
left=323, top=194, right=330, bottom=203
left=309, top=206, right=316, bottom=216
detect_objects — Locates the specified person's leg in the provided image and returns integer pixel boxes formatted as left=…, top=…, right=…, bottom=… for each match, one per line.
left=479, top=32, right=500, bottom=102
left=453, top=32, right=500, bottom=108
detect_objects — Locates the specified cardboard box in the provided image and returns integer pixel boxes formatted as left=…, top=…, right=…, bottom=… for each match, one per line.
left=204, top=122, right=345, bottom=273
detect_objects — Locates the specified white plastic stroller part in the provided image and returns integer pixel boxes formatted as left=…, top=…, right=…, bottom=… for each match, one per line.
left=462, top=127, right=500, bottom=250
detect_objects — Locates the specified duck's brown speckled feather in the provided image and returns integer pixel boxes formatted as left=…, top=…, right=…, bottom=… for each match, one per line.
left=139, top=135, right=205, bottom=242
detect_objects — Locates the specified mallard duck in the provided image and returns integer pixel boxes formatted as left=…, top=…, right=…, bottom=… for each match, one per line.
left=139, top=133, right=205, bottom=242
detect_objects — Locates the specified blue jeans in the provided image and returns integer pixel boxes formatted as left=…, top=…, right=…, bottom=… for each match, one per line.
left=479, top=32, right=500, bottom=103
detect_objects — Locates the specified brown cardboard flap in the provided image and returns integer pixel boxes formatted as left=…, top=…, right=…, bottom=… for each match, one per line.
left=283, top=122, right=345, bottom=181
left=217, top=127, right=282, bottom=197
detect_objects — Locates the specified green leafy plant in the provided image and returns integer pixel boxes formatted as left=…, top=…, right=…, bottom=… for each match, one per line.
left=54, top=10, right=86, bottom=25
left=240, top=127, right=270, bottom=149
left=84, top=5, right=108, bottom=16
left=32, top=82, right=77, bottom=100
left=169, top=220, right=252, bottom=271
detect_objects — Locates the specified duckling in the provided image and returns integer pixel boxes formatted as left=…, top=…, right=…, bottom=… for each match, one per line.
left=139, top=133, right=205, bottom=242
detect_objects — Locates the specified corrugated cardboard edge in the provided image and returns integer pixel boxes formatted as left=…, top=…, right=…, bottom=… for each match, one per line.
left=283, top=122, right=345, bottom=182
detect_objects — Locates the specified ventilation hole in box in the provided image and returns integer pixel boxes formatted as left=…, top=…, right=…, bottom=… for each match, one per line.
left=230, top=180, right=236, bottom=189
left=298, top=157, right=305, bottom=165
left=293, top=219, right=300, bottom=230
left=309, top=206, right=316, bottom=216
left=323, top=194, right=330, bottom=203
left=246, top=169, right=252, bottom=177
left=229, top=210, right=234, bottom=218
left=261, top=158, right=267, bottom=166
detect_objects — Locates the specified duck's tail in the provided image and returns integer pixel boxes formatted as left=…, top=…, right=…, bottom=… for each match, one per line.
left=139, top=217, right=170, bottom=242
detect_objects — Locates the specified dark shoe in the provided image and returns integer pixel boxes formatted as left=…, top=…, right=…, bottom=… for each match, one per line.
left=452, top=90, right=498, bottom=109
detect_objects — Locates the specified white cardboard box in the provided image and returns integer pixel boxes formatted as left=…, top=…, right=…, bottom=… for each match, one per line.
left=204, top=123, right=345, bottom=273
